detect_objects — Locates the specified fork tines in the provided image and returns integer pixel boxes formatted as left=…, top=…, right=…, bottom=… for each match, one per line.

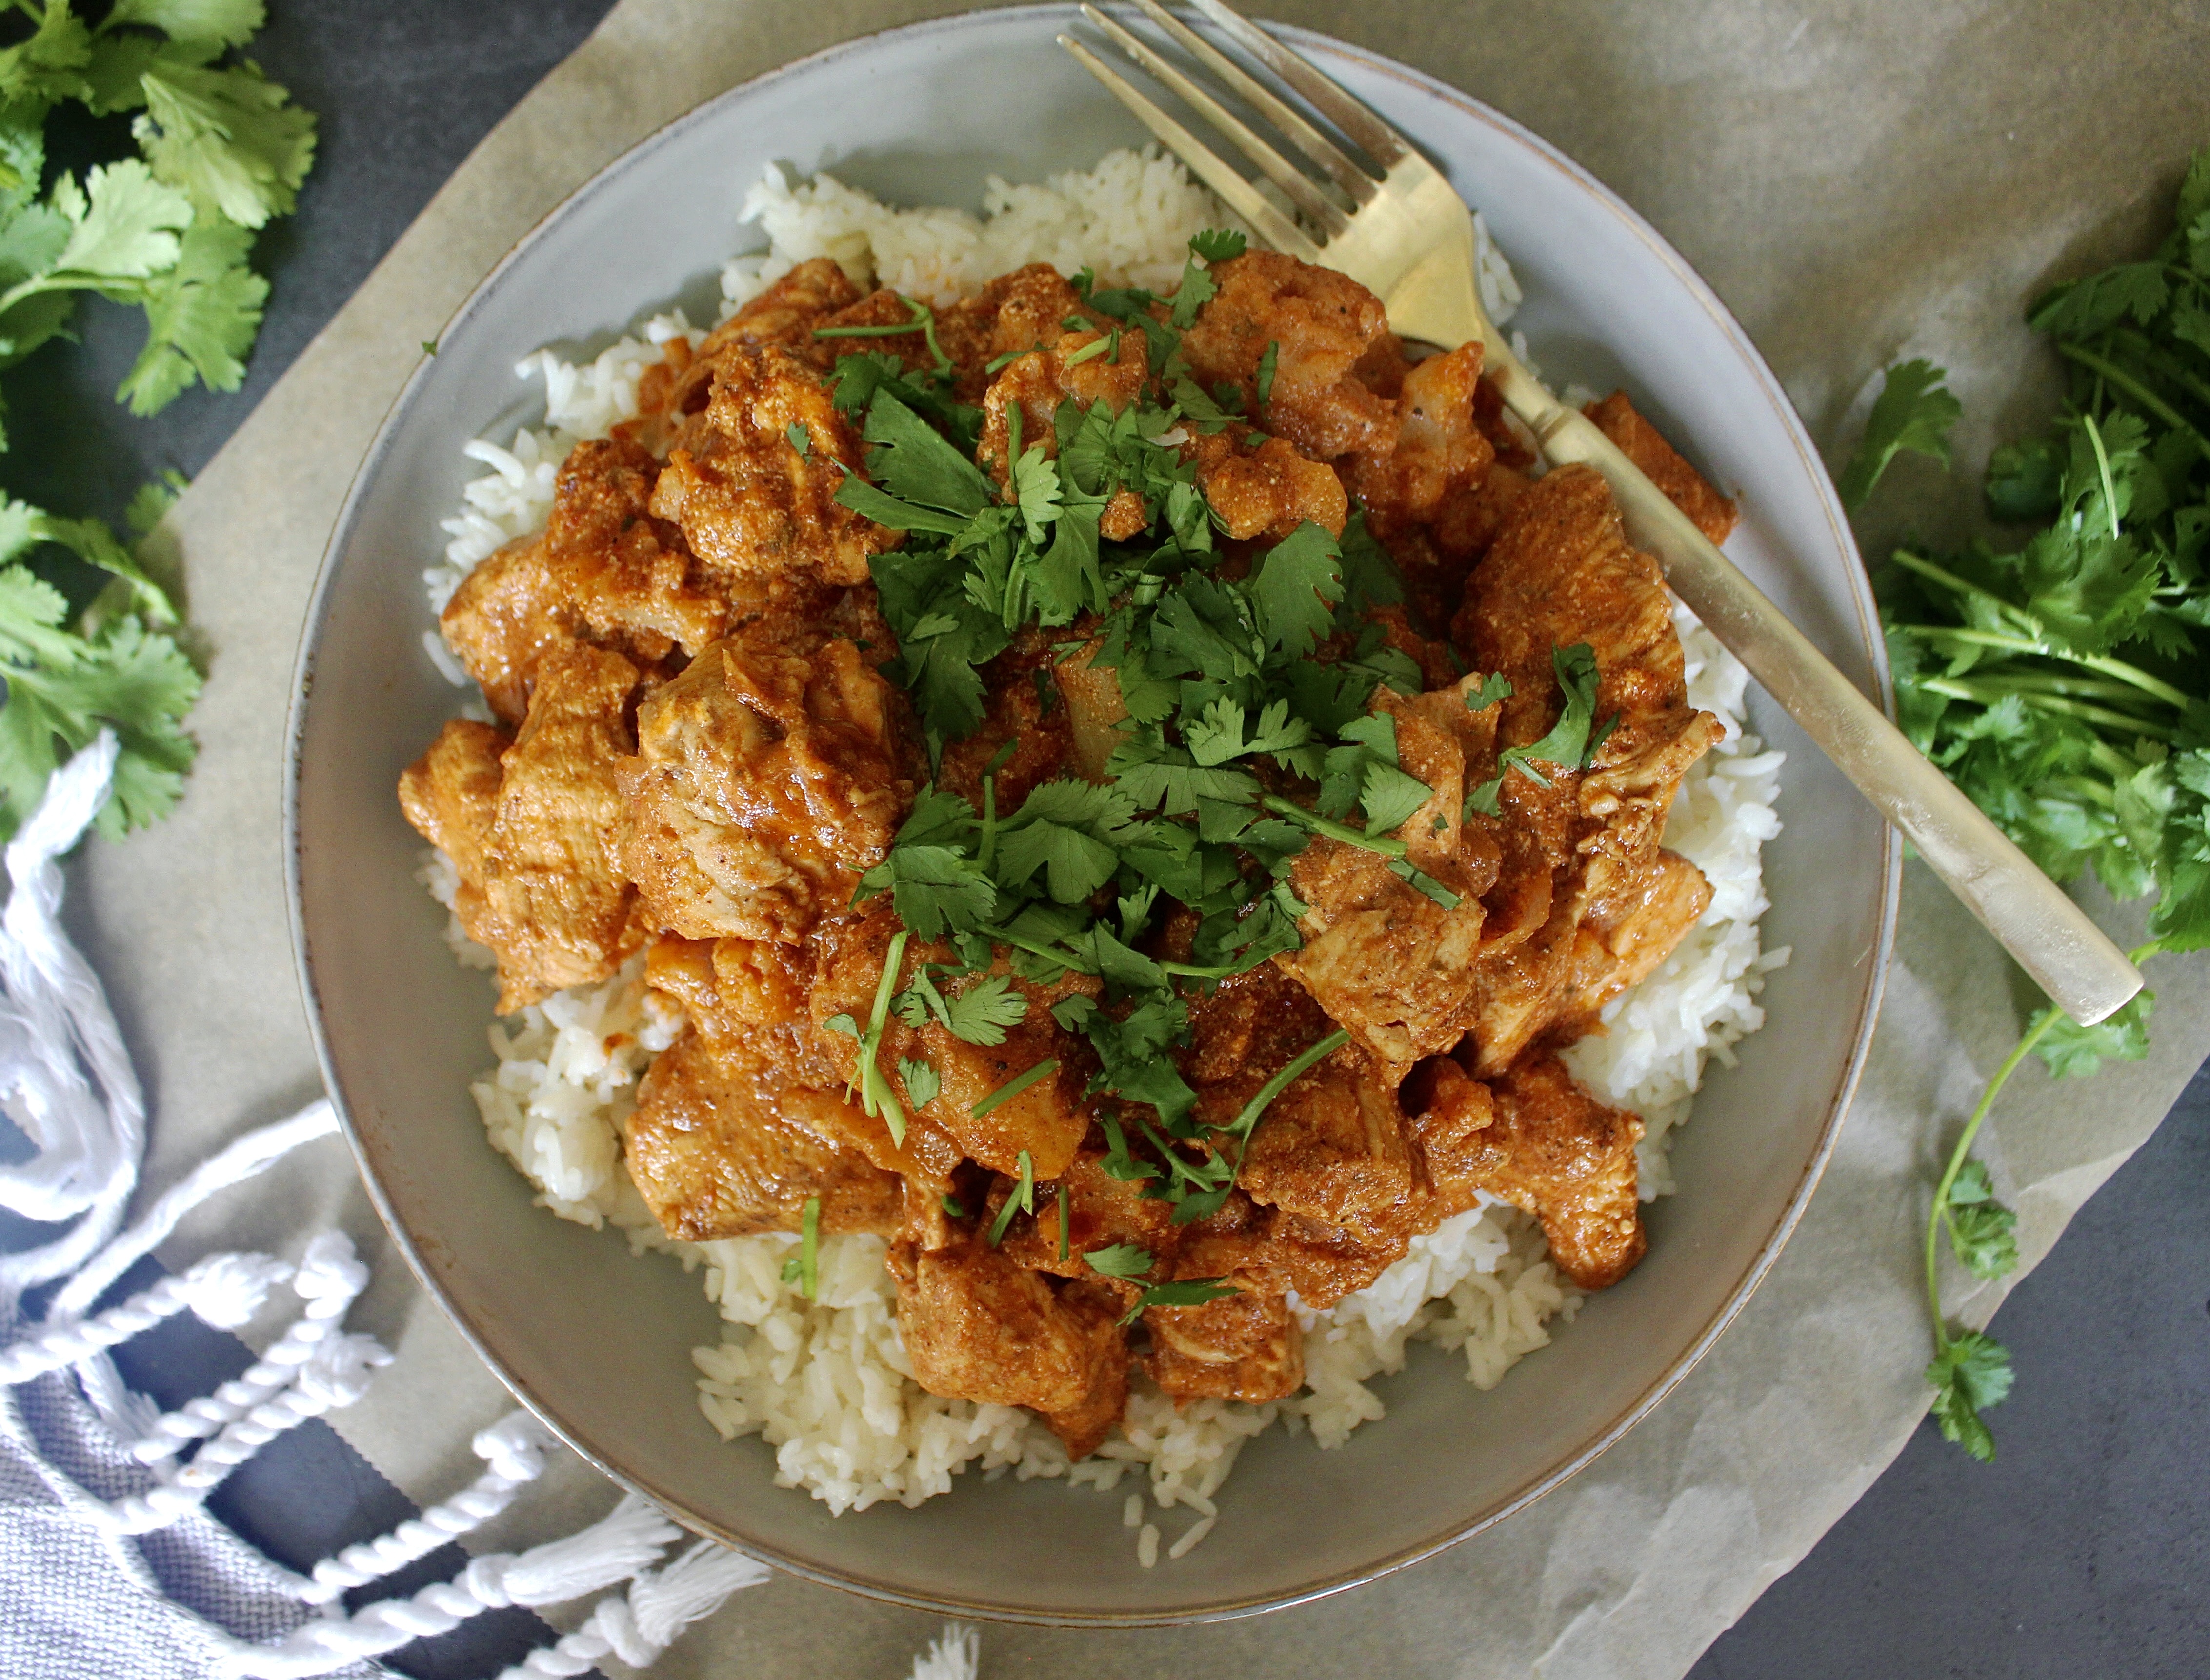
left=1059, top=0, right=1417, bottom=260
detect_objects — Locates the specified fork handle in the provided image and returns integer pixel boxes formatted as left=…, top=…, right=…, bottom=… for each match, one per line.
left=1477, top=344, right=2143, bottom=1025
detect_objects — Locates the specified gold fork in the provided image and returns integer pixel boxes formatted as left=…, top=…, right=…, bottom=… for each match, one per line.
left=1060, top=0, right=2142, bottom=1025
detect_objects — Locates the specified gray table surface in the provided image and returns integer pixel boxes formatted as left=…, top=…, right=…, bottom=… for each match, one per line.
left=14, top=2, right=2206, bottom=1675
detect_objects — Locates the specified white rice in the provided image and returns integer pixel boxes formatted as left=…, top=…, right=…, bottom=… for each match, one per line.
left=419, top=151, right=1784, bottom=1525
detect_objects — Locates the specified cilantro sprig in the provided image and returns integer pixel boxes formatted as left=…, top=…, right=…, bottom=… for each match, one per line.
left=0, top=2, right=314, bottom=840
left=1842, top=150, right=2210, bottom=1461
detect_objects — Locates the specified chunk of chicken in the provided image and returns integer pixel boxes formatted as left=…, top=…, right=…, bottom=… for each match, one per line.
left=398, top=719, right=508, bottom=939
left=1272, top=676, right=1503, bottom=1082
left=407, top=643, right=640, bottom=1013
left=1170, top=1191, right=1409, bottom=1311
left=1558, top=848, right=1712, bottom=1028
left=995, top=1143, right=1184, bottom=1280
left=616, top=630, right=914, bottom=943
left=934, top=264, right=1097, bottom=398
left=1179, top=251, right=1399, bottom=459
left=888, top=1236, right=1130, bottom=1456
left=1143, top=1286, right=1304, bottom=1404
left=1454, top=463, right=1693, bottom=742
left=694, top=256, right=864, bottom=361
left=440, top=438, right=728, bottom=724
left=626, top=1028, right=904, bottom=1242
left=810, top=908, right=1097, bottom=1181
left=978, top=325, right=1150, bottom=483
left=1191, top=965, right=1417, bottom=1239
left=1183, top=422, right=1348, bottom=541
left=1435, top=1050, right=1646, bottom=1290
left=649, top=341, right=898, bottom=588
left=1340, top=343, right=1496, bottom=540
left=1583, top=390, right=1738, bottom=545
left=936, top=637, right=1078, bottom=814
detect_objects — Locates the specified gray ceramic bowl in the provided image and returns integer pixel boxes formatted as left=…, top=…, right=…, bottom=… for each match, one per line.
left=286, top=5, right=1897, bottom=1624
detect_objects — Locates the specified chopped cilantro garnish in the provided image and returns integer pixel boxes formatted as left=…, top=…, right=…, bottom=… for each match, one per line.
left=786, top=420, right=810, bottom=457
left=1255, top=340, right=1278, bottom=411
left=970, top=1060, right=1060, bottom=1120
left=1084, top=1243, right=1154, bottom=1279
left=985, top=1148, right=1036, bottom=1246
left=1056, top=1182, right=1070, bottom=1263
left=779, top=1195, right=821, bottom=1298
left=1123, top=1277, right=1238, bottom=1325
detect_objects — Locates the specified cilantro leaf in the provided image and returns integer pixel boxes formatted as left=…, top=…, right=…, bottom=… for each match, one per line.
left=2030, top=985, right=2154, bottom=1077
left=101, top=0, right=266, bottom=49
left=1008, top=442, right=1062, bottom=542
left=1943, top=1159, right=2018, bottom=1281
left=1254, top=339, right=1278, bottom=410
left=1188, top=228, right=1245, bottom=263
left=898, top=1056, right=941, bottom=1109
left=1506, top=643, right=1609, bottom=778
left=857, top=389, right=994, bottom=519
left=1359, top=758, right=1433, bottom=835
left=133, top=58, right=315, bottom=228
left=1250, top=521, right=1345, bottom=657
left=1926, top=1330, right=2013, bottom=1462
left=939, top=974, right=1029, bottom=1046
left=50, top=157, right=191, bottom=278
left=116, top=208, right=264, bottom=413
left=1130, top=1277, right=1236, bottom=1316
left=1839, top=359, right=1961, bottom=509
left=1083, top=1243, right=1154, bottom=1280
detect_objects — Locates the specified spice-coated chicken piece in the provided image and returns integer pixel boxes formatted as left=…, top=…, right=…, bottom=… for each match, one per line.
left=1423, top=1049, right=1645, bottom=1290
left=440, top=438, right=729, bottom=725
left=1179, top=251, right=1400, bottom=460
left=1339, top=343, right=1496, bottom=544
left=993, top=1142, right=1184, bottom=1280
left=626, top=1026, right=904, bottom=1242
left=1143, top=1286, right=1305, bottom=1404
left=694, top=256, right=864, bottom=362
left=1272, top=675, right=1504, bottom=1083
left=888, top=1235, right=1131, bottom=1457
left=616, top=629, right=914, bottom=945
left=650, top=340, right=899, bottom=588
left=977, top=324, right=1150, bottom=484
left=1556, top=847, right=1712, bottom=1029
left=1185, top=963, right=1416, bottom=1240
left=1582, top=389, right=1738, bottom=546
left=1454, top=463, right=1696, bottom=744
left=403, top=643, right=643, bottom=1015
left=398, top=717, right=508, bottom=943
left=1169, top=1192, right=1410, bottom=1312
left=935, top=264, right=1099, bottom=397
left=809, top=906, right=1099, bottom=1181
left=1181, top=421, right=1348, bottom=542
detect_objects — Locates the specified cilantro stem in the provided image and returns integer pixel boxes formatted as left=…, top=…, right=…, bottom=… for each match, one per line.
left=1920, top=678, right=2177, bottom=740
left=986, top=1148, right=1037, bottom=1246
left=1924, top=1012, right=2059, bottom=1354
left=2086, top=739, right=2145, bottom=781
left=1924, top=938, right=2163, bottom=1356
left=858, top=931, right=911, bottom=1144
left=795, top=1196, right=821, bottom=1299
left=970, top=1058, right=1060, bottom=1119
left=2055, top=342, right=2210, bottom=459
left=1220, top=1028, right=1350, bottom=1148
left=1057, top=1181, right=1071, bottom=1262
left=1260, top=795, right=1409, bottom=858
left=2080, top=411, right=2122, bottom=543
left=1895, top=625, right=2191, bottom=710
left=1889, top=551, right=2045, bottom=638
left=813, top=296, right=954, bottom=379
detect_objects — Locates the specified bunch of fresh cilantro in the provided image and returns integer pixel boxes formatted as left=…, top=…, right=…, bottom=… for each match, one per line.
left=827, top=230, right=1614, bottom=1287
left=1840, top=146, right=2210, bottom=1461
left=0, top=0, right=315, bottom=839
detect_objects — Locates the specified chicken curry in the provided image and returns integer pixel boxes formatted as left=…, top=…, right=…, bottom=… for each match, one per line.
left=400, top=233, right=1737, bottom=1458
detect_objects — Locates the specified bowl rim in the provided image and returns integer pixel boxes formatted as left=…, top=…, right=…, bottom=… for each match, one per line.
left=283, top=3, right=1902, bottom=1627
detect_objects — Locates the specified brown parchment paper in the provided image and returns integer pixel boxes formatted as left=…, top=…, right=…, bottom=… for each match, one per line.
left=73, top=0, right=2210, bottom=1674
